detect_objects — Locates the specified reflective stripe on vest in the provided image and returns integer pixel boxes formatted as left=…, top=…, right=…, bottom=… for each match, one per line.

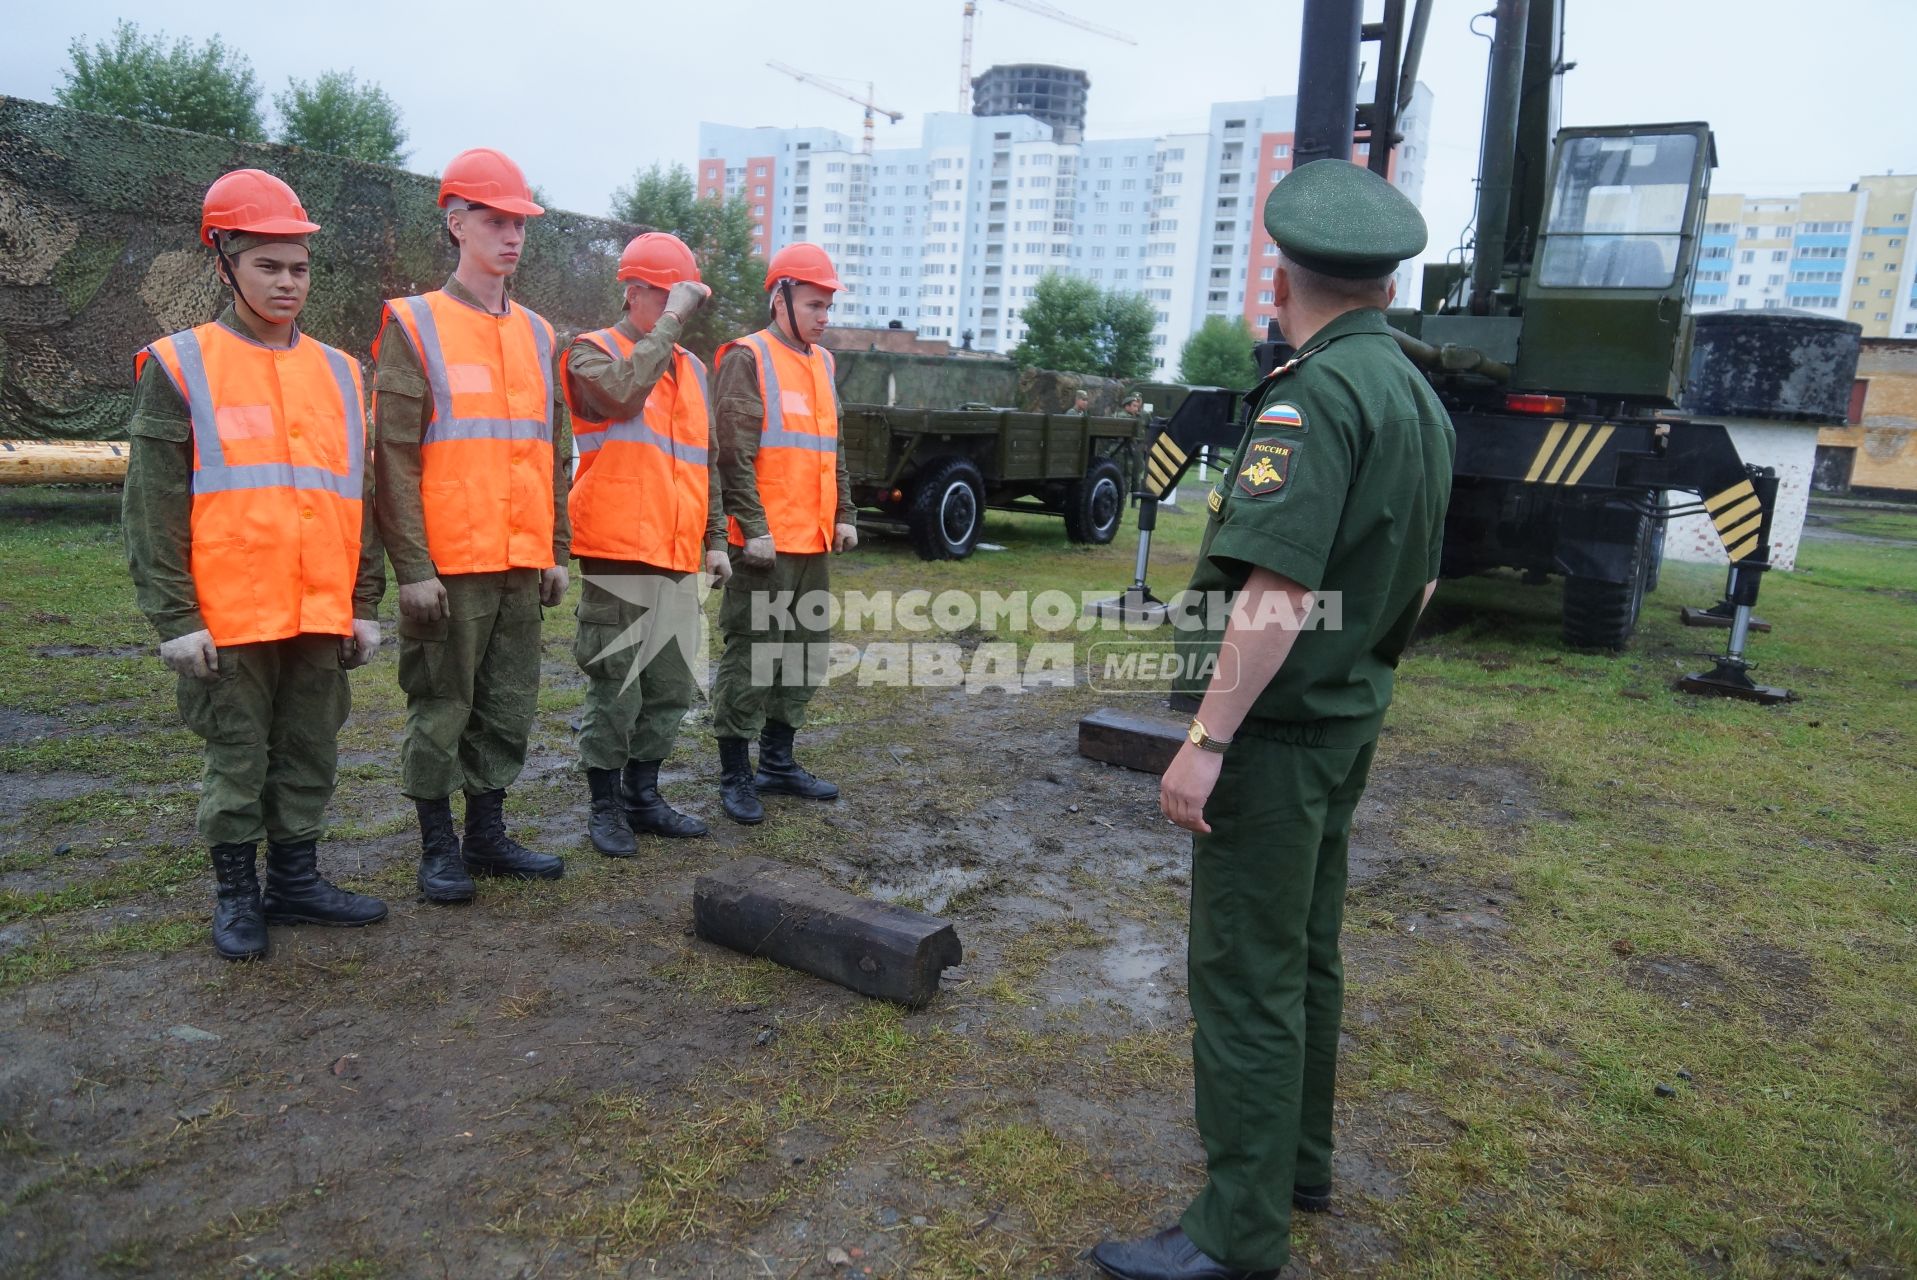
left=390, top=294, right=553, bottom=445
left=565, top=326, right=714, bottom=571
left=721, top=330, right=839, bottom=554
left=136, top=322, right=364, bottom=647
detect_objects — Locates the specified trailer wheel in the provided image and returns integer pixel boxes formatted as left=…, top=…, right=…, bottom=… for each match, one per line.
left=1562, top=506, right=1654, bottom=650
left=1064, top=457, right=1125, bottom=545
left=907, top=457, right=984, bottom=561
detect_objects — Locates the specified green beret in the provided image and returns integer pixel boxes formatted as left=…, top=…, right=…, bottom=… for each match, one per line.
left=1264, top=160, right=1427, bottom=279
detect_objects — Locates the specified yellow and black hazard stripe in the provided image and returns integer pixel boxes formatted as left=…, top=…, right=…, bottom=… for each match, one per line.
left=1703, top=477, right=1765, bottom=562
left=1522, top=421, right=1618, bottom=487
left=1142, top=433, right=1189, bottom=500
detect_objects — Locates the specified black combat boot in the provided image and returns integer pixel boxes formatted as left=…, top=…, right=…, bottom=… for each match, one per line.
left=462, top=789, right=565, bottom=880
left=261, top=841, right=388, bottom=927
left=754, top=720, right=839, bottom=800
left=622, top=759, right=709, bottom=838
left=415, top=797, right=475, bottom=904
left=717, top=737, right=764, bottom=825
left=209, top=841, right=267, bottom=962
left=1293, top=1183, right=1333, bottom=1213
left=586, top=768, right=637, bottom=857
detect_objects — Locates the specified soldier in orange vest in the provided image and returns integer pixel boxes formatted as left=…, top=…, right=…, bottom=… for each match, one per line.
left=371, top=148, right=570, bottom=901
left=563, top=233, right=729, bottom=853
left=709, top=243, right=859, bottom=825
left=124, top=170, right=388, bottom=961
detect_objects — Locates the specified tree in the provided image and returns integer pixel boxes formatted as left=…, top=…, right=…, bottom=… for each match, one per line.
left=57, top=20, right=263, bottom=140
left=1178, top=315, right=1259, bottom=389
left=275, top=70, right=407, bottom=166
left=611, top=164, right=761, bottom=362
left=1011, top=275, right=1157, bottom=380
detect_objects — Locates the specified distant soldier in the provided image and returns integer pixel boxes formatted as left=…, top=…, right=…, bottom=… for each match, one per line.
left=709, top=243, right=858, bottom=825
left=1091, top=161, right=1453, bottom=1280
left=1072, top=388, right=1092, bottom=413
left=1120, top=391, right=1146, bottom=419
left=562, top=233, right=728, bottom=854
left=372, top=148, right=570, bottom=902
left=126, top=170, right=387, bottom=961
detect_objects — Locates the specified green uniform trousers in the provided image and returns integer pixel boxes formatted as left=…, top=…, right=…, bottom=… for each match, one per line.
left=397, top=569, right=542, bottom=801
left=1181, top=731, right=1378, bottom=1273
left=709, top=550, right=831, bottom=740
left=573, top=559, right=699, bottom=770
left=176, top=634, right=351, bottom=847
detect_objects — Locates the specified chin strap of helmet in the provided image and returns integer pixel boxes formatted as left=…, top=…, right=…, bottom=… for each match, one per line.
left=775, top=277, right=809, bottom=354
left=214, top=233, right=272, bottom=331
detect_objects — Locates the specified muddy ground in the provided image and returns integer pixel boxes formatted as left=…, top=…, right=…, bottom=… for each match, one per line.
left=0, top=620, right=1535, bottom=1278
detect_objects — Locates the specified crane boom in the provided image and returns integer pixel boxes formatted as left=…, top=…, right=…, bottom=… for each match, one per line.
left=766, top=61, right=903, bottom=156
left=956, top=0, right=1136, bottom=112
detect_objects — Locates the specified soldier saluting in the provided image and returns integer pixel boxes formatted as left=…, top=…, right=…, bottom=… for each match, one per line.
left=1092, top=161, right=1455, bottom=1280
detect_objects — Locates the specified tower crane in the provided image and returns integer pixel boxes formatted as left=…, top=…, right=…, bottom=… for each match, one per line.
left=766, top=61, right=903, bottom=156
left=957, top=0, right=1137, bottom=112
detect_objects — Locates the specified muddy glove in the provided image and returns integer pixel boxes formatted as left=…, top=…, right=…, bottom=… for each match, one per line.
left=666, top=280, right=712, bottom=320
left=159, top=629, right=219, bottom=681
left=833, top=522, right=859, bottom=554
left=739, top=535, right=776, bottom=569
left=540, top=565, right=569, bottom=607
left=398, top=577, right=448, bottom=624
left=704, top=548, right=734, bottom=584
left=340, top=619, right=381, bottom=670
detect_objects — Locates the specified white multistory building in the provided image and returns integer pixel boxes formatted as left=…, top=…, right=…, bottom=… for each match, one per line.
left=697, top=83, right=1431, bottom=374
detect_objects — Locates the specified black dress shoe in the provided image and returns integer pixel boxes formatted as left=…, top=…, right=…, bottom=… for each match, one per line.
left=1088, top=1226, right=1279, bottom=1280
left=1293, top=1183, right=1332, bottom=1213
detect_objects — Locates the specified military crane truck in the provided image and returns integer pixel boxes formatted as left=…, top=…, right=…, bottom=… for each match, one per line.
left=1102, top=0, right=1861, bottom=704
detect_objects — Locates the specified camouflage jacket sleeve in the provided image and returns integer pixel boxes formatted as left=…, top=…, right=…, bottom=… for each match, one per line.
left=564, top=313, right=684, bottom=420
left=706, top=384, right=727, bottom=550
left=550, top=342, right=572, bottom=566
left=122, top=361, right=205, bottom=641
left=714, top=346, right=768, bottom=542
left=837, top=434, right=855, bottom=528
left=370, top=322, right=438, bottom=587
left=350, top=383, right=385, bottom=621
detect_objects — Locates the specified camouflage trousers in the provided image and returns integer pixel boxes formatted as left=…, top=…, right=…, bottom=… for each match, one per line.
left=709, top=550, right=832, bottom=740
left=397, top=569, right=542, bottom=801
left=176, top=634, right=350, bottom=847
left=573, top=559, right=699, bottom=770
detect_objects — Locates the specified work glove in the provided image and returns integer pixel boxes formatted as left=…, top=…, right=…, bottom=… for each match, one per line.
left=666, top=280, right=712, bottom=320
left=398, top=577, right=449, bottom=624
left=159, top=629, right=219, bottom=681
left=740, top=535, right=776, bottom=570
left=704, top=548, right=734, bottom=584
left=340, top=619, right=381, bottom=670
left=833, top=522, right=859, bottom=554
left=540, top=565, right=570, bottom=607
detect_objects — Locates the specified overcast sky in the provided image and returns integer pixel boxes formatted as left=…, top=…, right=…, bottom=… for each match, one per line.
left=5, top=0, right=1914, bottom=272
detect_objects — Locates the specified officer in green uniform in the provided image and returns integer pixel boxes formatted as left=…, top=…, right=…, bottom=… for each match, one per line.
left=1091, top=161, right=1455, bottom=1280
left=126, top=173, right=388, bottom=961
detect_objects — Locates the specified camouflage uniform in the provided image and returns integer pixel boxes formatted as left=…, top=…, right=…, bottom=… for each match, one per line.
left=123, top=304, right=384, bottom=846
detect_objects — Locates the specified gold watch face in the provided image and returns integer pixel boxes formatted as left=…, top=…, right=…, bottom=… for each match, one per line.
left=1188, top=719, right=1206, bottom=745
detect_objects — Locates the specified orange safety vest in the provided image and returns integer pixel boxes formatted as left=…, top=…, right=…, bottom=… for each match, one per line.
left=374, top=290, right=557, bottom=574
left=134, top=322, right=365, bottom=647
left=714, top=329, right=839, bottom=554
left=562, top=327, right=712, bottom=572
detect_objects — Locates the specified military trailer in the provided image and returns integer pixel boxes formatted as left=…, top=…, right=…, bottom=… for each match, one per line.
left=839, top=403, right=1139, bottom=560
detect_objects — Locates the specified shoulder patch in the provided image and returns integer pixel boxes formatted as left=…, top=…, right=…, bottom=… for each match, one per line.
left=1255, top=401, right=1307, bottom=430
left=1236, top=437, right=1297, bottom=498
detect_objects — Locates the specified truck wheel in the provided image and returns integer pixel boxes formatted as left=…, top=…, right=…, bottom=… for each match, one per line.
left=1562, top=506, right=1653, bottom=650
left=1644, top=495, right=1667, bottom=594
left=1064, top=457, right=1125, bottom=545
left=907, top=457, right=984, bottom=560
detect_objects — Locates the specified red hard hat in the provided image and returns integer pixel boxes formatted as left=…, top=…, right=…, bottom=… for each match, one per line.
left=764, top=242, right=842, bottom=293
left=617, top=233, right=700, bottom=289
left=199, top=169, right=320, bottom=247
left=438, top=148, right=545, bottom=216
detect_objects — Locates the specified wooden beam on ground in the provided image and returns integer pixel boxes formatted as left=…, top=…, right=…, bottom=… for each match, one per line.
left=1077, top=706, right=1186, bottom=775
left=0, top=440, right=128, bottom=486
left=693, top=857, right=963, bottom=1008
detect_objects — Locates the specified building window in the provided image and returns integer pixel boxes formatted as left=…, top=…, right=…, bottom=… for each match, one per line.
left=1258, top=290, right=1274, bottom=304
left=1739, top=250, right=1754, bottom=263
left=1736, top=274, right=1751, bottom=286
left=1272, top=142, right=1291, bottom=159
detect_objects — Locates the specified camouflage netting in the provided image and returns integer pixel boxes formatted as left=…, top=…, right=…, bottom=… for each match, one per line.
left=0, top=96, right=640, bottom=440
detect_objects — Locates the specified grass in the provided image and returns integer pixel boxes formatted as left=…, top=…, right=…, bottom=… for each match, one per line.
left=1, top=484, right=1913, bottom=1277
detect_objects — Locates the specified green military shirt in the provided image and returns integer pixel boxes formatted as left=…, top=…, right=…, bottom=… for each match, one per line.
left=712, top=335, right=857, bottom=541
left=372, top=275, right=572, bottom=585
left=1174, top=307, right=1455, bottom=744
left=563, top=312, right=726, bottom=551
left=123, top=305, right=385, bottom=641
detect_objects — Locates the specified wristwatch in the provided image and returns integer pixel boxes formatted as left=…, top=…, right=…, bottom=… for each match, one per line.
left=1187, top=718, right=1232, bottom=753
